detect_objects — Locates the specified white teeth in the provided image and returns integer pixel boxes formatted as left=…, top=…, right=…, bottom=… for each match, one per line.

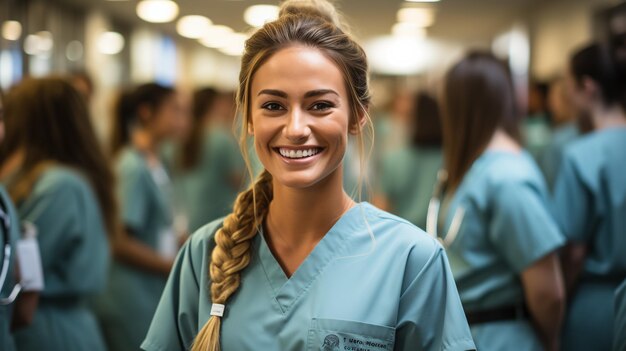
left=278, top=148, right=320, bottom=159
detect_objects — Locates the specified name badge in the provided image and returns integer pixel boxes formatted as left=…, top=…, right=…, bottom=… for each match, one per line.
left=17, top=222, right=44, bottom=292
left=158, top=227, right=178, bottom=260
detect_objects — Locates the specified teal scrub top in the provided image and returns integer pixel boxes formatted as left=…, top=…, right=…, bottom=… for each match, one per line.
left=538, top=122, right=579, bottom=190
left=9, top=166, right=110, bottom=351
left=95, top=147, right=173, bottom=351
left=379, top=146, right=442, bottom=229
left=615, top=278, right=626, bottom=351
left=437, top=151, right=564, bottom=351
left=177, top=126, right=244, bottom=232
left=0, top=186, right=20, bottom=351
left=552, top=127, right=626, bottom=351
left=142, top=203, right=476, bottom=351
left=522, top=113, right=552, bottom=161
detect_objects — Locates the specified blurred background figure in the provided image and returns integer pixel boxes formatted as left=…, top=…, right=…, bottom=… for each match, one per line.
left=96, top=83, right=181, bottom=351
left=374, top=91, right=442, bottom=229
left=69, top=70, right=95, bottom=104
left=0, top=88, right=21, bottom=351
left=0, top=77, right=115, bottom=351
left=552, top=42, right=626, bottom=351
left=522, top=81, right=552, bottom=162
left=166, top=87, right=244, bottom=233
left=538, top=77, right=580, bottom=190
left=433, top=52, right=565, bottom=351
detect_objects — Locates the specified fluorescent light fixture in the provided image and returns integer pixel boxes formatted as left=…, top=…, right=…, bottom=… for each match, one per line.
left=177, top=15, right=212, bottom=39
left=392, top=22, right=426, bottom=38
left=2, top=21, right=22, bottom=41
left=397, top=7, right=435, bottom=27
left=199, top=25, right=235, bottom=48
left=136, top=0, right=179, bottom=23
left=97, top=32, right=125, bottom=55
left=405, top=0, right=440, bottom=2
left=218, top=33, right=248, bottom=56
left=244, top=4, right=279, bottom=27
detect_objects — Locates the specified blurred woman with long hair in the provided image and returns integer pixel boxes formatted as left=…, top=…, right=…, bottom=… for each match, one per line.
left=430, top=52, right=565, bottom=350
left=0, top=77, right=115, bottom=351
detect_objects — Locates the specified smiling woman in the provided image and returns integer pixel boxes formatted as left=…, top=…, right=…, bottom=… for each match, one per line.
left=141, top=1, right=476, bottom=351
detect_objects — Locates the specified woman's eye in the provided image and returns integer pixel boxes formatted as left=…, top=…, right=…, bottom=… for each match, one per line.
left=311, top=102, right=333, bottom=111
left=262, top=102, right=283, bottom=111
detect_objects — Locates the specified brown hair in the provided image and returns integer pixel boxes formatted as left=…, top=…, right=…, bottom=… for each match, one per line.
left=410, top=91, right=442, bottom=147
left=0, top=77, right=119, bottom=240
left=191, top=1, right=371, bottom=349
left=109, top=82, right=175, bottom=156
left=441, top=51, right=520, bottom=191
left=178, top=87, right=220, bottom=171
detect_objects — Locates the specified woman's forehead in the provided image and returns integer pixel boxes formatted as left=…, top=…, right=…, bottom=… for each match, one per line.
left=250, top=46, right=347, bottom=98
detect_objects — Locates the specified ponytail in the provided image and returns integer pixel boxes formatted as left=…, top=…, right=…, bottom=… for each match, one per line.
left=191, top=170, right=273, bottom=351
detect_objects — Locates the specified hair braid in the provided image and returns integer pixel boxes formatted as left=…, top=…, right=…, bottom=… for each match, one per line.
left=191, top=170, right=273, bottom=351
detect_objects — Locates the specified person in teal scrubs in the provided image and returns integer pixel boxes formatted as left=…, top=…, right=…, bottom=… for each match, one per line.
left=0, top=77, right=116, bottom=350
left=143, top=2, right=475, bottom=350
left=539, top=78, right=580, bottom=190
left=553, top=43, right=626, bottom=351
left=168, top=88, right=245, bottom=233
left=375, top=91, right=443, bottom=229
left=0, top=89, right=19, bottom=351
left=96, top=83, right=182, bottom=351
left=431, top=52, right=566, bottom=351
left=522, top=82, right=552, bottom=161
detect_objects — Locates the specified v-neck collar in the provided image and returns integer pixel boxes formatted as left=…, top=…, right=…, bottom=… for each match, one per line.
left=255, top=202, right=366, bottom=314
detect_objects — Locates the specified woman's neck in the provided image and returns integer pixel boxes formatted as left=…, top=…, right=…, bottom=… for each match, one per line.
left=591, top=103, right=626, bottom=130
left=0, top=149, right=24, bottom=180
left=266, top=168, right=354, bottom=251
left=132, top=129, right=160, bottom=163
left=486, top=128, right=521, bottom=153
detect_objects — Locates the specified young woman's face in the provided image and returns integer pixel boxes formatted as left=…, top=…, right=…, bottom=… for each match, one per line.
left=151, top=93, right=187, bottom=142
left=249, top=46, right=353, bottom=189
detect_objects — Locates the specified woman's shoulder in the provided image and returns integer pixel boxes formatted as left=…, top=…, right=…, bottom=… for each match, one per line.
left=361, top=203, right=443, bottom=264
left=34, top=165, right=92, bottom=197
left=186, top=217, right=225, bottom=255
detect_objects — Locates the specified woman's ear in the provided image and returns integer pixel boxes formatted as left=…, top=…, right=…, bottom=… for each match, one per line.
left=247, top=121, right=254, bottom=135
left=349, top=107, right=368, bottom=135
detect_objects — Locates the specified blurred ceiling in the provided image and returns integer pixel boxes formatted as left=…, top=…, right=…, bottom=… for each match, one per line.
left=57, top=0, right=543, bottom=43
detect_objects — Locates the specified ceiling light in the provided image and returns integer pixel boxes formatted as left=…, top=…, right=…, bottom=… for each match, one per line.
left=199, top=25, right=235, bottom=48
left=405, top=0, right=440, bottom=2
left=97, top=31, right=125, bottom=55
left=397, top=7, right=435, bottom=27
left=2, top=21, right=22, bottom=41
left=177, top=15, right=212, bottom=39
left=244, top=4, right=279, bottom=27
left=392, top=22, right=426, bottom=38
left=136, top=0, right=179, bottom=23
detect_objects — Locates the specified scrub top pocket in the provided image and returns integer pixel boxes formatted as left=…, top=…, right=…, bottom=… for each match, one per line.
left=307, top=318, right=395, bottom=351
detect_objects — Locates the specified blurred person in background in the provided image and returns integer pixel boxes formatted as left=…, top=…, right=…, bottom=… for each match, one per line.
left=431, top=52, right=565, bottom=351
left=538, top=77, right=580, bottom=190
left=522, top=81, right=552, bottom=161
left=170, top=87, right=244, bottom=233
left=96, top=83, right=181, bottom=351
left=142, top=1, right=475, bottom=350
left=0, top=77, right=115, bottom=351
left=374, top=91, right=443, bottom=229
left=0, top=88, right=21, bottom=351
left=553, top=42, right=626, bottom=351
left=69, top=70, right=95, bottom=104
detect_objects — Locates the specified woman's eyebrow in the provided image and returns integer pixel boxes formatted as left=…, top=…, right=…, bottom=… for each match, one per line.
left=257, top=89, right=287, bottom=98
left=304, top=89, right=339, bottom=98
